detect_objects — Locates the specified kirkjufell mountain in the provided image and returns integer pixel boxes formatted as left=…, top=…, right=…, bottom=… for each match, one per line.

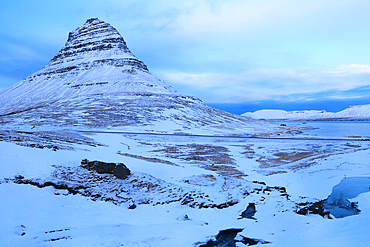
left=0, top=18, right=281, bottom=135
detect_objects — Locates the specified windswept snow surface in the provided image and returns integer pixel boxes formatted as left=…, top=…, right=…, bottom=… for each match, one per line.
left=242, top=104, right=370, bottom=121
left=1, top=128, right=370, bottom=246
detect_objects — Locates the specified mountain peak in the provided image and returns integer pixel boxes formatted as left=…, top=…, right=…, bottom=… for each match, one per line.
left=0, top=18, right=179, bottom=115
left=48, top=18, right=135, bottom=68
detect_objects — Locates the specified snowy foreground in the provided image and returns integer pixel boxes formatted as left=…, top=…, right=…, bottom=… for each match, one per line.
left=1, top=128, right=370, bottom=246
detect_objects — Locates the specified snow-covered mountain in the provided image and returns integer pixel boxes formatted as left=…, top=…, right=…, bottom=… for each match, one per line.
left=0, top=18, right=176, bottom=109
left=242, top=104, right=370, bottom=121
left=0, top=18, right=280, bottom=135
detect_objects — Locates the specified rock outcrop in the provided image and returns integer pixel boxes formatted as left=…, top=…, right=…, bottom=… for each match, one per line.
left=240, top=203, right=256, bottom=219
left=81, top=159, right=131, bottom=179
left=199, top=228, right=270, bottom=247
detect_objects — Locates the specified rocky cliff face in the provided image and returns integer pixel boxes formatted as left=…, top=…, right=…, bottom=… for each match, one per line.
left=0, top=18, right=279, bottom=136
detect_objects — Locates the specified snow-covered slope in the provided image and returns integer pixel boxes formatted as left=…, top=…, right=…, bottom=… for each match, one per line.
left=0, top=18, right=282, bottom=136
left=242, top=104, right=370, bottom=121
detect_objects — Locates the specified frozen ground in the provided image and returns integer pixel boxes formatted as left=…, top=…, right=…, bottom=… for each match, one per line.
left=1, top=128, right=370, bottom=246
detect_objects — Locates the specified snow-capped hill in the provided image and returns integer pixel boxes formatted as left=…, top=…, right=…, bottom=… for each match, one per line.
left=0, top=18, right=282, bottom=136
left=242, top=109, right=331, bottom=120
left=336, top=104, right=370, bottom=119
left=242, top=104, right=370, bottom=120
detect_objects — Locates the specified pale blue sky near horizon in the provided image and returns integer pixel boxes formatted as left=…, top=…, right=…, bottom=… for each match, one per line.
left=1, top=0, right=370, bottom=114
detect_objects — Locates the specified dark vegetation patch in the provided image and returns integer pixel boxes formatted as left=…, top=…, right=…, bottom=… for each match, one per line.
left=0, top=130, right=106, bottom=150
left=152, top=144, right=236, bottom=165
left=150, top=143, right=246, bottom=177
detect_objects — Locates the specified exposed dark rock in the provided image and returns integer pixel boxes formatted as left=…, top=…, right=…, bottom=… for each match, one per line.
left=81, top=159, right=130, bottom=179
left=239, top=236, right=270, bottom=246
left=13, top=177, right=87, bottom=195
left=177, top=214, right=190, bottom=221
left=14, top=174, right=24, bottom=179
left=296, top=200, right=332, bottom=219
left=93, top=162, right=116, bottom=174
left=240, top=203, right=256, bottom=219
left=114, top=163, right=131, bottom=179
left=180, top=195, right=239, bottom=209
left=14, top=225, right=26, bottom=237
left=198, top=228, right=270, bottom=247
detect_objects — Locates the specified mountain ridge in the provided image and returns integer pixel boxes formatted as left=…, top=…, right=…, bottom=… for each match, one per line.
left=242, top=104, right=370, bottom=121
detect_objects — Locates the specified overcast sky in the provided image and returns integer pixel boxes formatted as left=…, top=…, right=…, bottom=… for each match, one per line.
left=1, top=0, right=370, bottom=113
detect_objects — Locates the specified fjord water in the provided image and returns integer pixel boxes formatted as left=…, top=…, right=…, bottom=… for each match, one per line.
left=275, top=121, right=370, bottom=139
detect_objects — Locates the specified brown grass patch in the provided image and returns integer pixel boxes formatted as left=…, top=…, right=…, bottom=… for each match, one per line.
left=257, top=151, right=317, bottom=168
left=201, top=164, right=247, bottom=177
left=150, top=143, right=242, bottom=177
left=184, top=174, right=217, bottom=186
left=152, top=144, right=236, bottom=165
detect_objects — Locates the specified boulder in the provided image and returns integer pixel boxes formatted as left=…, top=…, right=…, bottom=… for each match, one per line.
left=240, top=203, right=256, bottom=219
left=114, top=163, right=131, bottom=179
left=93, top=161, right=116, bottom=174
left=81, top=159, right=130, bottom=179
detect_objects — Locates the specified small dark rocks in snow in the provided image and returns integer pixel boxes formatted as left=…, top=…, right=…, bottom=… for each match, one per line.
left=296, top=200, right=333, bottom=219
left=177, top=214, right=190, bottom=221
left=81, top=159, right=131, bottom=179
left=14, top=225, right=26, bottom=236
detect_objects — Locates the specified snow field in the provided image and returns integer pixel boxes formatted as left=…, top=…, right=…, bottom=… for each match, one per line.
left=1, top=131, right=370, bottom=246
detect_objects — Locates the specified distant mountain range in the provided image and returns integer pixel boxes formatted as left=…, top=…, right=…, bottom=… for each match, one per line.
left=0, top=18, right=281, bottom=136
left=242, top=104, right=370, bottom=121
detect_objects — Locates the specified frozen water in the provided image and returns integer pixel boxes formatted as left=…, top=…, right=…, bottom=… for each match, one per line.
left=324, top=177, right=370, bottom=218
